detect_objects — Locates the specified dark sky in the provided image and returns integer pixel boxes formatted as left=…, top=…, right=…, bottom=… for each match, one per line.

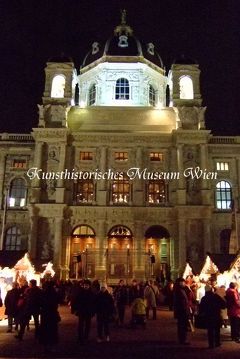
left=0, top=0, right=239, bottom=135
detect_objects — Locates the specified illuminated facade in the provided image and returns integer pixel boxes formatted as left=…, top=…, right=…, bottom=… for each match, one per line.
left=0, top=13, right=240, bottom=282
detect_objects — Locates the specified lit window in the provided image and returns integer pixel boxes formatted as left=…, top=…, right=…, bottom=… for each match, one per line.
left=115, top=152, right=128, bottom=161
left=8, top=178, right=27, bottom=208
left=88, top=84, right=96, bottom=106
left=51, top=75, right=65, bottom=98
left=216, top=162, right=229, bottom=171
left=150, top=152, right=164, bottom=162
left=13, top=159, right=27, bottom=169
left=179, top=76, right=193, bottom=99
left=115, top=78, right=129, bottom=100
left=4, top=226, right=21, bottom=250
left=80, top=152, right=93, bottom=161
left=215, top=180, right=232, bottom=210
left=108, top=225, right=132, bottom=237
left=148, top=180, right=166, bottom=204
left=72, top=225, right=95, bottom=237
left=74, top=179, right=94, bottom=204
left=112, top=174, right=130, bottom=204
left=149, top=85, right=156, bottom=106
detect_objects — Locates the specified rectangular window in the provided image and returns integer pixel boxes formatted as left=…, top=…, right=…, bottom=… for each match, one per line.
left=79, top=152, right=93, bottom=161
left=216, top=162, right=229, bottom=171
left=149, top=152, right=164, bottom=162
left=13, top=159, right=27, bottom=169
left=114, top=152, right=128, bottom=161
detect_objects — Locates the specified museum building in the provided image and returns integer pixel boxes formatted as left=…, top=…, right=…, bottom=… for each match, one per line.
left=0, top=12, right=239, bottom=282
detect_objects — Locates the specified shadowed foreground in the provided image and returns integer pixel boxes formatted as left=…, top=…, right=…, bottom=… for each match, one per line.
left=0, top=306, right=240, bottom=358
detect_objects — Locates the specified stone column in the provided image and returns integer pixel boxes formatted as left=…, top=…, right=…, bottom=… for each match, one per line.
left=133, top=147, right=144, bottom=205
left=28, top=205, right=39, bottom=259
left=176, top=144, right=186, bottom=204
left=31, top=142, right=43, bottom=203
left=53, top=217, right=63, bottom=275
left=95, top=219, right=107, bottom=280
left=97, top=147, right=107, bottom=205
left=133, top=221, right=145, bottom=280
left=169, top=237, right=176, bottom=274
left=203, top=218, right=211, bottom=254
left=0, top=153, right=6, bottom=207
left=62, top=236, right=71, bottom=280
left=178, top=218, right=186, bottom=271
left=56, top=144, right=66, bottom=203
left=200, top=144, right=210, bottom=205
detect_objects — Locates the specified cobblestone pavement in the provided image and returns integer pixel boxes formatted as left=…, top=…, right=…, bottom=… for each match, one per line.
left=0, top=305, right=240, bottom=358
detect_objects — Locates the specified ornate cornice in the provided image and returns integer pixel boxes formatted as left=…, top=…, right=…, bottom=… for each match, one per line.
left=32, top=128, right=70, bottom=141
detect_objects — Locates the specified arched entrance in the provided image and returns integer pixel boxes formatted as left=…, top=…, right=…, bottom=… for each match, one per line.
left=107, top=225, right=133, bottom=280
left=145, top=225, right=171, bottom=281
left=70, top=225, right=96, bottom=278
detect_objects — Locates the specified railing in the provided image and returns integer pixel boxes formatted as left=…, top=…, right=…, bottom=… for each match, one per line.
left=70, top=248, right=154, bottom=280
left=0, top=133, right=34, bottom=142
left=209, top=137, right=238, bottom=144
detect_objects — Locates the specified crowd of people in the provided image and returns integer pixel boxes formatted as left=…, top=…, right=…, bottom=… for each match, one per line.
left=0, top=276, right=240, bottom=351
left=173, top=277, right=240, bottom=349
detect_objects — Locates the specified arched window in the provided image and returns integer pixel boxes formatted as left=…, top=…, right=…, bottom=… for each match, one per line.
left=179, top=76, right=193, bottom=99
left=149, top=85, right=156, bottom=106
left=112, top=173, right=130, bottom=204
left=74, top=179, right=94, bottom=204
left=88, top=84, right=96, bottom=106
left=8, top=178, right=27, bottom=208
left=72, top=225, right=95, bottom=237
left=115, top=78, right=129, bottom=100
left=4, top=226, right=21, bottom=250
left=147, top=180, right=167, bottom=204
left=216, top=180, right=232, bottom=210
left=108, top=225, right=132, bottom=238
left=51, top=75, right=66, bottom=98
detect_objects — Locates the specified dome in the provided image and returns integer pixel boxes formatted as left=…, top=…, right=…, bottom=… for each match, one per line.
left=81, top=10, right=164, bottom=69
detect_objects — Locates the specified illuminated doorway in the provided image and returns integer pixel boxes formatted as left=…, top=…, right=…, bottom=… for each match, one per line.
left=145, top=225, right=170, bottom=281
left=107, top=225, right=133, bottom=279
left=70, top=225, right=96, bottom=278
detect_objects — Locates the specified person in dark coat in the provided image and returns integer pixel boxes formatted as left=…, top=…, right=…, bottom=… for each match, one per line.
left=199, top=285, right=226, bottom=348
left=4, top=282, right=20, bottom=333
left=75, top=279, right=95, bottom=344
left=39, top=281, right=60, bottom=353
left=14, top=281, right=30, bottom=339
left=173, top=278, right=191, bottom=345
left=113, top=279, right=128, bottom=326
left=226, top=282, right=240, bottom=342
left=15, top=279, right=42, bottom=340
left=96, top=284, right=115, bottom=342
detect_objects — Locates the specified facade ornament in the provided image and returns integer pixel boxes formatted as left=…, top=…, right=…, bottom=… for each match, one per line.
left=147, top=43, right=155, bottom=56
left=46, top=178, right=57, bottom=196
left=48, top=146, right=59, bottom=162
left=114, top=9, right=133, bottom=37
left=193, top=106, right=207, bottom=129
left=118, top=35, right=128, bottom=48
left=92, top=42, right=100, bottom=55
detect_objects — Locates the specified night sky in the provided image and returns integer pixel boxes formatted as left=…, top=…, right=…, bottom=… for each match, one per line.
left=0, top=0, right=239, bottom=135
